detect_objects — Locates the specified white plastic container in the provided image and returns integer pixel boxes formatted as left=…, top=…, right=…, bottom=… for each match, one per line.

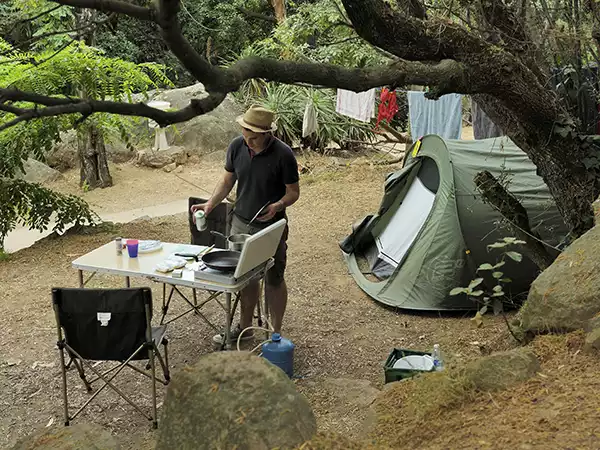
left=194, top=210, right=207, bottom=231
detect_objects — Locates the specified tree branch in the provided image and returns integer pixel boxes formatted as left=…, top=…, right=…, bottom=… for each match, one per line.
left=6, top=14, right=114, bottom=52
left=49, top=0, right=155, bottom=21
left=0, top=58, right=474, bottom=130
left=473, top=170, right=557, bottom=270
left=235, top=6, right=277, bottom=23
left=0, top=89, right=226, bottom=130
left=340, top=0, right=488, bottom=61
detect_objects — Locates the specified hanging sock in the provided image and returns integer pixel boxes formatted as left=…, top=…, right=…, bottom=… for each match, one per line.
left=336, top=88, right=376, bottom=122
left=375, top=87, right=399, bottom=128
left=302, top=101, right=318, bottom=138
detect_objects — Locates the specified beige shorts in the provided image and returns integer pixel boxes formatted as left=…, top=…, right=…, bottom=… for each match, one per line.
left=230, top=214, right=289, bottom=286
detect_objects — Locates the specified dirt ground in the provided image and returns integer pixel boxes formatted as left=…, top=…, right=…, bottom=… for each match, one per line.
left=0, top=146, right=578, bottom=449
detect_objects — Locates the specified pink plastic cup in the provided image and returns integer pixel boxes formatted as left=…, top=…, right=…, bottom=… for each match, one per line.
left=126, top=239, right=139, bottom=257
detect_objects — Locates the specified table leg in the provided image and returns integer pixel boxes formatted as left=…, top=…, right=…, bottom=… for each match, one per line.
left=125, top=277, right=130, bottom=288
left=192, top=289, right=199, bottom=315
left=78, top=270, right=84, bottom=288
left=224, top=292, right=232, bottom=351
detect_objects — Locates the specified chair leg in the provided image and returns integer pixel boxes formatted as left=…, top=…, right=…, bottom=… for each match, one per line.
left=58, top=345, right=70, bottom=426
left=162, top=339, right=170, bottom=382
left=72, top=358, right=92, bottom=392
left=154, top=346, right=169, bottom=383
left=148, top=346, right=158, bottom=429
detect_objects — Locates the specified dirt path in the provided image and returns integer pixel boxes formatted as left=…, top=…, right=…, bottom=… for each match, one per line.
left=3, top=157, right=224, bottom=253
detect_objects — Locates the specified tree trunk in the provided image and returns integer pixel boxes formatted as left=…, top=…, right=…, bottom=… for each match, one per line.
left=78, top=125, right=113, bottom=189
left=75, top=8, right=113, bottom=190
left=270, top=0, right=286, bottom=24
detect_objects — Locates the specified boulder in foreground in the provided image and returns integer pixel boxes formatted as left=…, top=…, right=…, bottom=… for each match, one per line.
left=156, top=351, right=317, bottom=450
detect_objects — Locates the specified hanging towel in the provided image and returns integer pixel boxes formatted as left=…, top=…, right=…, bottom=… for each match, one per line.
left=336, top=88, right=376, bottom=122
left=302, top=101, right=318, bottom=138
left=471, top=99, right=503, bottom=139
left=407, top=92, right=462, bottom=141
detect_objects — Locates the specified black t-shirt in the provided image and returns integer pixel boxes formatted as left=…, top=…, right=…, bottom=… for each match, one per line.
left=225, top=135, right=299, bottom=224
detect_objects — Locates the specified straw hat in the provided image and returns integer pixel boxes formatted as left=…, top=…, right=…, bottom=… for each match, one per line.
left=236, top=104, right=277, bottom=133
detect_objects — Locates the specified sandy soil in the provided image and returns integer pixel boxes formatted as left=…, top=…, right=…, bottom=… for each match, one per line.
left=0, top=146, right=555, bottom=449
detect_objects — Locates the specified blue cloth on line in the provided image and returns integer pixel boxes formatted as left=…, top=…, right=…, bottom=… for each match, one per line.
left=407, top=92, right=463, bottom=142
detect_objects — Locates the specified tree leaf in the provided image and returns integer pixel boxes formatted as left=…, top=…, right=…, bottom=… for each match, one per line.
left=488, top=242, right=508, bottom=249
left=477, top=263, right=493, bottom=271
left=479, top=304, right=488, bottom=315
left=492, top=291, right=505, bottom=297
left=469, top=278, right=484, bottom=289
left=493, top=261, right=506, bottom=269
left=506, top=251, right=523, bottom=262
left=471, top=290, right=484, bottom=297
left=471, top=311, right=484, bottom=328
left=500, top=278, right=512, bottom=283
left=450, top=287, right=466, bottom=296
left=493, top=285, right=503, bottom=292
left=492, top=271, right=503, bottom=279
left=503, top=237, right=516, bottom=243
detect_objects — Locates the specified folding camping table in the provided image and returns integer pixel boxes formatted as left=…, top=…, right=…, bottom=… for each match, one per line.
left=71, top=241, right=273, bottom=350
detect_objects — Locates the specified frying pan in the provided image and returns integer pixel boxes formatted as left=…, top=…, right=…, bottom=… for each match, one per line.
left=201, top=250, right=241, bottom=271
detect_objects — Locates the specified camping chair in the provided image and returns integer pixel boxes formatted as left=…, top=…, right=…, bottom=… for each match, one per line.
left=51, top=287, right=170, bottom=428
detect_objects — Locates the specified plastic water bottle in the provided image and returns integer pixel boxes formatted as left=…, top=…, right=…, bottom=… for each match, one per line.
left=261, top=333, right=295, bottom=378
left=432, top=344, right=444, bottom=371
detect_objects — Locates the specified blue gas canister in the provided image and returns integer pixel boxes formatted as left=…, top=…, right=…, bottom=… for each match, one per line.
left=261, top=333, right=295, bottom=378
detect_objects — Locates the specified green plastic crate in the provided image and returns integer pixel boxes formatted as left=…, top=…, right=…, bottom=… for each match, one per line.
left=383, top=348, right=435, bottom=384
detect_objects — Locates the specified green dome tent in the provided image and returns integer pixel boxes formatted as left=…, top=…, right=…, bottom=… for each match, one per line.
left=340, top=135, right=568, bottom=311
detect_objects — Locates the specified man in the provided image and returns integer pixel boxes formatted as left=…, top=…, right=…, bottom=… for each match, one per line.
left=191, top=105, right=300, bottom=344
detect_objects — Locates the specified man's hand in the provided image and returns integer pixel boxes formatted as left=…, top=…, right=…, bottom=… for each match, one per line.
left=190, top=202, right=214, bottom=223
left=256, top=201, right=283, bottom=222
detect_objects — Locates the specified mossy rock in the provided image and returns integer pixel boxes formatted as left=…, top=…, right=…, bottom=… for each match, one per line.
left=462, top=347, right=540, bottom=391
left=519, top=224, right=600, bottom=334
left=11, top=423, right=119, bottom=449
left=156, top=351, right=316, bottom=450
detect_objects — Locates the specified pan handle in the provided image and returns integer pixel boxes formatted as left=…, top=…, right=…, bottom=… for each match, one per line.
left=210, top=230, right=227, bottom=240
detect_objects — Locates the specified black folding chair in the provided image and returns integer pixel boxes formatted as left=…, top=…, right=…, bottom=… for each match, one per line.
left=51, top=287, right=170, bottom=428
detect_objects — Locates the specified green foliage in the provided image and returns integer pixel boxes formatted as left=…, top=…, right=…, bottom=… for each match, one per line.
left=450, top=237, right=526, bottom=322
left=0, top=39, right=172, bottom=175
left=236, top=81, right=375, bottom=150
left=252, top=0, right=386, bottom=67
left=0, top=178, right=98, bottom=249
left=0, top=38, right=172, bottom=246
left=92, top=0, right=274, bottom=87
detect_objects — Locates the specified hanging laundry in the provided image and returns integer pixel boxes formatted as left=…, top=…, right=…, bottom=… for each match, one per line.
left=471, top=99, right=503, bottom=139
left=407, top=92, right=462, bottom=141
left=302, top=101, right=318, bottom=138
left=376, top=88, right=399, bottom=128
left=336, top=88, right=376, bottom=123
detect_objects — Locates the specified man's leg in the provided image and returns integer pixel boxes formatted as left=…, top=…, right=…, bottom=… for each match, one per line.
left=265, top=224, right=289, bottom=334
left=239, top=280, right=260, bottom=330
left=266, top=280, right=287, bottom=333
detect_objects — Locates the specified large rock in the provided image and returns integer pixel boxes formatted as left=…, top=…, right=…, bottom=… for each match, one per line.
left=11, top=423, right=119, bottom=449
left=156, top=351, right=317, bottom=450
left=519, top=224, right=600, bottom=335
left=462, top=347, right=540, bottom=391
left=136, top=146, right=188, bottom=169
left=14, top=158, right=62, bottom=184
left=147, top=83, right=242, bottom=155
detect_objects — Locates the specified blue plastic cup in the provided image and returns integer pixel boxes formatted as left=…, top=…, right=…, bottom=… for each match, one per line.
left=126, top=239, right=139, bottom=257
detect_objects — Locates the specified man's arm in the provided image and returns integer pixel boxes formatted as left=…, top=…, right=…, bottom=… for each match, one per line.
left=273, top=182, right=300, bottom=212
left=206, top=171, right=236, bottom=213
